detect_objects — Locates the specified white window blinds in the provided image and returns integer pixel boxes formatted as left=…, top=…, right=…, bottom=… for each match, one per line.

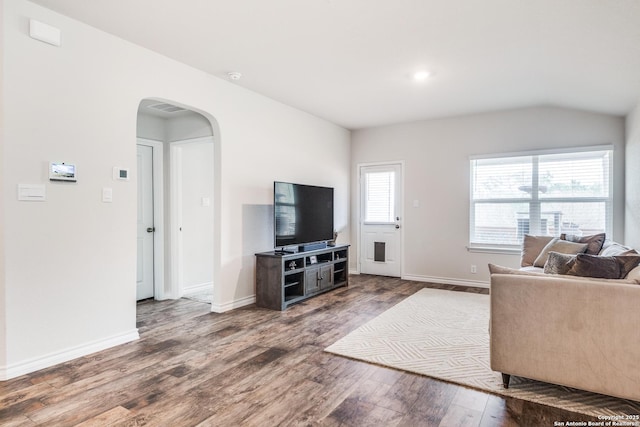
left=470, top=147, right=612, bottom=249
left=364, top=171, right=395, bottom=223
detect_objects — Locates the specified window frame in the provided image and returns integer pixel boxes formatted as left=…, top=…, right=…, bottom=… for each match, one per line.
left=468, top=145, right=613, bottom=252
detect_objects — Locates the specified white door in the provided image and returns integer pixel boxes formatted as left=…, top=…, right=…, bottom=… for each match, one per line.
left=137, top=144, right=155, bottom=300
left=360, top=163, right=402, bottom=277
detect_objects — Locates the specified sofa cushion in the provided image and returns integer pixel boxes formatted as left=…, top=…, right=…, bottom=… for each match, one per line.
left=561, top=233, right=605, bottom=255
left=543, top=251, right=577, bottom=275
left=488, top=263, right=546, bottom=276
left=566, top=254, right=640, bottom=279
left=533, top=239, right=588, bottom=268
left=521, top=235, right=555, bottom=267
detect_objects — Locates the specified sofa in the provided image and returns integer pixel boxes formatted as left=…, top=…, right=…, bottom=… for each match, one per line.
left=488, top=234, right=640, bottom=402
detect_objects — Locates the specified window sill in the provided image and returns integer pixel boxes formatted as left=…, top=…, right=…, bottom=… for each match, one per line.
left=466, top=246, right=521, bottom=255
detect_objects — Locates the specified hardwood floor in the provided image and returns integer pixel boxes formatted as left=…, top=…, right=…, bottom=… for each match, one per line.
left=1, top=275, right=601, bottom=426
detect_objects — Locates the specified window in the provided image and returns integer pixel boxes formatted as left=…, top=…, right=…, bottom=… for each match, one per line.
left=364, top=170, right=396, bottom=223
left=469, top=146, right=612, bottom=250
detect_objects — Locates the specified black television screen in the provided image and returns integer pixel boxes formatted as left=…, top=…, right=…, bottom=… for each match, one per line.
left=274, top=181, right=334, bottom=249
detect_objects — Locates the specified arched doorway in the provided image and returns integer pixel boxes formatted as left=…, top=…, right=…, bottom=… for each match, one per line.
left=135, top=99, right=218, bottom=306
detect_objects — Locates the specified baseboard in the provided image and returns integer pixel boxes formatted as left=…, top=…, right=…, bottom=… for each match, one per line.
left=349, top=268, right=359, bottom=275
left=402, top=274, right=489, bottom=289
left=0, top=329, right=139, bottom=381
left=210, top=294, right=256, bottom=313
left=182, top=282, right=213, bottom=296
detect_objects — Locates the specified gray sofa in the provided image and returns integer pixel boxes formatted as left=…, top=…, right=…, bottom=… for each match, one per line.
left=489, top=236, right=640, bottom=402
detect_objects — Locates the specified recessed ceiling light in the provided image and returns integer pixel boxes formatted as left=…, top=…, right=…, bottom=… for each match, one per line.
left=413, top=70, right=430, bottom=81
left=227, top=71, right=242, bottom=81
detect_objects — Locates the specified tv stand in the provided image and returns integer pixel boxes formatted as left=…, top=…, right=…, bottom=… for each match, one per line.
left=255, top=244, right=349, bottom=310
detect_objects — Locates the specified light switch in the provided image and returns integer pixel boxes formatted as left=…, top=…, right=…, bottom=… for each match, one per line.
left=202, top=197, right=211, bottom=207
left=102, top=187, right=113, bottom=203
left=413, top=199, right=420, bottom=208
left=18, top=184, right=46, bottom=201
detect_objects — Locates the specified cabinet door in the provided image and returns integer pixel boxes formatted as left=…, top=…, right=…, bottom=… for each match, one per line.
left=305, top=267, right=320, bottom=295
left=319, top=264, right=333, bottom=290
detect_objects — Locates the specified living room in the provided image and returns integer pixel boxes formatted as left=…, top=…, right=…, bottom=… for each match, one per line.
left=2, top=0, right=640, bottom=425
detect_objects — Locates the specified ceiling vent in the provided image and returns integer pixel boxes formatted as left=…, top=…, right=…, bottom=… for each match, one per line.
left=147, top=103, right=187, bottom=114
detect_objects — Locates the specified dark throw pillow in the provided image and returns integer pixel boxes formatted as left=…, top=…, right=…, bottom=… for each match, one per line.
left=566, top=254, right=640, bottom=279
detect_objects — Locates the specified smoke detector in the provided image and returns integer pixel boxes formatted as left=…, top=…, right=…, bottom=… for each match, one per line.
left=227, top=71, right=242, bottom=81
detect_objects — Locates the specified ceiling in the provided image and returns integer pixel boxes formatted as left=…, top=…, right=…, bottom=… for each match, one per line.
left=30, top=0, right=640, bottom=130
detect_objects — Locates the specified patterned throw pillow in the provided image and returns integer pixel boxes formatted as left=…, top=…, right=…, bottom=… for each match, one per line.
left=543, top=252, right=577, bottom=275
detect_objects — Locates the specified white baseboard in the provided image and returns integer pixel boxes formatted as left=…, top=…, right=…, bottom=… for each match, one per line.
left=0, top=329, right=139, bottom=381
left=349, top=268, right=359, bottom=275
left=211, top=294, right=256, bottom=313
left=402, top=274, right=489, bottom=289
left=182, top=281, right=213, bottom=296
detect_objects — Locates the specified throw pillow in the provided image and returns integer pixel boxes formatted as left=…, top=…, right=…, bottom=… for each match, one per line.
left=599, top=242, right=638, bottom=257
left=521, top=235, right=554, bottom=267
left=561, top=233, right=605, bottom=255
left=566, top=254, right=640, bottom=279
left=533, top=239, right=588, bottom=268
left=626, top=265, right=640, bottom=283
left=543, top=251, right=576, bottom=275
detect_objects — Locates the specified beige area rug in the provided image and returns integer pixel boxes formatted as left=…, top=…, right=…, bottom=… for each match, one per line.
left=325, top=288, right=640, bottom=417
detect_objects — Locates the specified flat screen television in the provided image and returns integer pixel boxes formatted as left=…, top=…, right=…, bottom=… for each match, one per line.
left=274, top=181, right=334, bottom=250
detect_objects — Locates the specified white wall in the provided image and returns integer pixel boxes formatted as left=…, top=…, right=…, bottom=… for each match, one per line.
left=0, top=0, right=6, bottom=371
left=351, top=106, right=625, bottom=285
left=180, top=142, right=214, bottom=292
left=1, top=0, right=350, bottom=378
left=625, top=101, right=640, bottom=249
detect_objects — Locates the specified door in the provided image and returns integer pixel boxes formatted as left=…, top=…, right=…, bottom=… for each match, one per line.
left=359, top=163, right=402, bottom=277
left=137, top=144, right=155, bottom=300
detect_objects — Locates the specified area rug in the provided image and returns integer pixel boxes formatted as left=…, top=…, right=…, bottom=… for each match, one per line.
left=325, top=288, right=640, bottom=417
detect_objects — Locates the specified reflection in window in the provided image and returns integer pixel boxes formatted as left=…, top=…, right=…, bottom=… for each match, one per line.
left=275, top=182, right=297, bottom=238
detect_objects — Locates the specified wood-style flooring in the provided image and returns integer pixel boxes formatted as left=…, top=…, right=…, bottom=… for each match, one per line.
left=1, top=275, right=601, bottom=426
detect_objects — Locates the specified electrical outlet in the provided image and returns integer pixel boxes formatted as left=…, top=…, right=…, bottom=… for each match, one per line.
left=470, top=264, right=477, bottom=274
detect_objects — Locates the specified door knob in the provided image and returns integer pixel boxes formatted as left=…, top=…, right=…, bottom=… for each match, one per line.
left=395, top=225, right=400, bottom=229
left=146, top=227, right=155, bottom=233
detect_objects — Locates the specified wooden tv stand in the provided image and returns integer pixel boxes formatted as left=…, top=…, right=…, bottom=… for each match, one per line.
left=255, top=244, right=349, bottom=310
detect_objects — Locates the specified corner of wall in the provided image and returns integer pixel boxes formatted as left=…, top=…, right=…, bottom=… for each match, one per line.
left=0, top=0, right=7, bottom=371
left=625, top=100, right=640, bottom=248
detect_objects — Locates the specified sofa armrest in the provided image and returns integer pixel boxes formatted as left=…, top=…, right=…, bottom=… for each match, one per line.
left=490, top=273, right=640, bottom=401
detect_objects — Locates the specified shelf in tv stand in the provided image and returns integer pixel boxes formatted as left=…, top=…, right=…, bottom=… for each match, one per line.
left=255, top=244, right=350, bottom=310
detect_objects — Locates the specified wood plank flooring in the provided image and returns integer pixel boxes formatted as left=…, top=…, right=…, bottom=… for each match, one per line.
left=1, top=275, right=602, bottom=426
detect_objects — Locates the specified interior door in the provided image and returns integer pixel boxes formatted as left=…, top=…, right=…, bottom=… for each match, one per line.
left=137, top=144, right=155, bottom=300
left=360, top=163, right=402, bottom=277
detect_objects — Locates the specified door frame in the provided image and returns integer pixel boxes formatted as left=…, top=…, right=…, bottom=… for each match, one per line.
left=356, top=161, right=405, bottom=276
left=136, top=138, right=165, bottom=300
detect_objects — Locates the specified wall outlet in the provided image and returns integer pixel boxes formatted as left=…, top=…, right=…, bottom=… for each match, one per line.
left=470, top=264, right=477, bottom=274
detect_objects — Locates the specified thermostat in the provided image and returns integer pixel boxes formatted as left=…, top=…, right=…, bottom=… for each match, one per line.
left=113, top=167, right=130, bottom=181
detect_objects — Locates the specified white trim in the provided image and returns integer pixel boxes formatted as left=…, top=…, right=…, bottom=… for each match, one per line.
left=349, top=268, right=359, bottom=275
left=182, top=281, right=213, bottom=296
left=210, top=295, right=256, bottom=313
left=137, top=138, right=165, bottom=300
left=402, top=274, right=489, bottom=289
left=0, top=330, right=139, bottom=380
left=169, top=144, right=184, bottom=299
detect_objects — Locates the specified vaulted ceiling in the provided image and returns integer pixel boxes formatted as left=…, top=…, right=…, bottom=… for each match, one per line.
left=30, top=0, right=640, bottom=129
